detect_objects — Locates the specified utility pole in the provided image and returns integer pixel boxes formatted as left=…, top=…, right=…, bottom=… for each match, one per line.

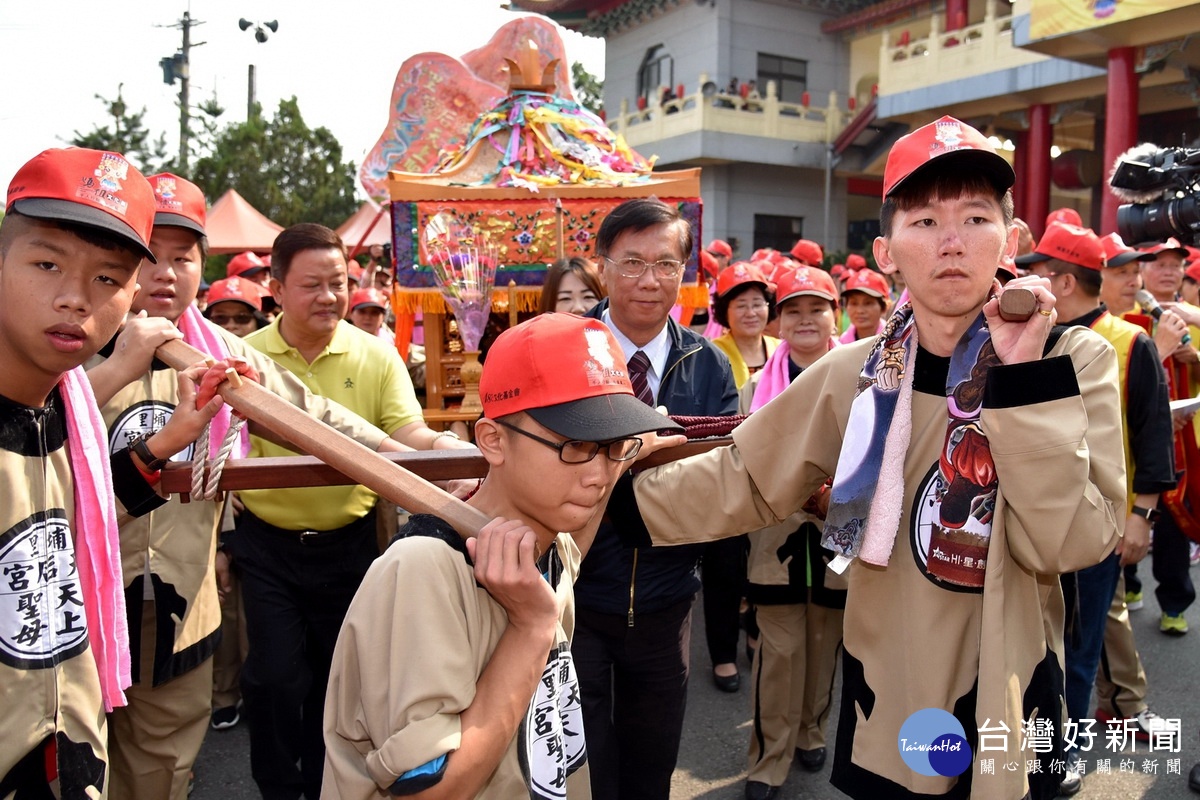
left=159, top=12, right=204, bottom=171
left=179, top=12, right=192, bottom=170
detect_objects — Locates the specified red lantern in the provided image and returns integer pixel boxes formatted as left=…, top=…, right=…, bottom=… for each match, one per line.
left=636, top=95, right=648, bottom=111
left=801, top=91, right=810, bottom=107
left=848, top=96, right=857, bottom=111
left=871, top=84, right=878, bottom=97
left=677, top=83, right=685, bottom=98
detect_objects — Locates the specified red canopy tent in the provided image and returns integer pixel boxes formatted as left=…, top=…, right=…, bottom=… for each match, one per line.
left=336, top=200, right=390, bottom=256
left=205, top=189, right=284, bottom=254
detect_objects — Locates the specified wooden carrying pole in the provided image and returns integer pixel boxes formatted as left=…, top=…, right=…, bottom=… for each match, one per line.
left=155, top=339, right=492, bottom=537
left=160, top=439, right=730, bottom=495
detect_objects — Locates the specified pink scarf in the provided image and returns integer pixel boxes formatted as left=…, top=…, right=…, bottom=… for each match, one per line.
left=61, top=367, right=130, bottom=711
left=749, top=337, right=837, bottom=412
left=177, top=305, right=250, bottom=459
left=838, top=320, right=885, bottom=345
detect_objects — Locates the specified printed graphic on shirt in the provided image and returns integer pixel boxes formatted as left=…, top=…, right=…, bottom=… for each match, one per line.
left=910, top=464, right=989, bottom=594
left=108, top=400, right=194, bottom=462
left=519, top=642, right=587, bottom=800
left=0, top=509, right=89, bottom=669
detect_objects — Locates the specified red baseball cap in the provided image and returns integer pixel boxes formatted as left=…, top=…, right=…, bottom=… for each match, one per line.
left=1185, top=262, right=1200, bottom=284
left=846, top=253, right=867, bottom=270
left=716, top=261, right=769, bottom=298
left=1099, top=232, right=1153, bottom=268
left=480, top=314, right=683, bottom=440
left=147, top=172, right=206, bottom=237
left=790, top=238, right=824, bottom=267
left=350, top=288, right=388, bottom=311
left=206, top=277, right=264, bottom=312
left=883, top=116, right=1014, bottom=198
left=775, top=266, right=838, bottom=306
left=1014, top=222, right=1106, bottom=271
left=707, top=239, right=732, bottom=258
left=841, top=269, right=891, bottom=299
left=1046, top=208, right=1082, bottom=229
left=699, top=249, right=720, bottom=280
left=6, top=147, right=156, bottom=262
left=830, top=264, right=847, bottom=278
left=226, top=251, right=268, bottom=278
left=1139, top=237, right=1190, bottom=259
left=1186, top=246, right=1200, bottom=266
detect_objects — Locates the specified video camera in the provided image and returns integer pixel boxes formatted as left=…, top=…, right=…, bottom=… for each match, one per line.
left=1109, top=143, right=1200, bottom=246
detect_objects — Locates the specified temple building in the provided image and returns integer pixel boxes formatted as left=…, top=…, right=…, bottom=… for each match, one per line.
left=513, top=0, right=1200, bottom=255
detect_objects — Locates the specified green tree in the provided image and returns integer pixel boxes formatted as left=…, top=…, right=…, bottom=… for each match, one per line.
left=71, top=84, right=171, bottom=173
left=571, top=61, right=604, bottom=115
left=187, top=92, right=227, bottom=166
left=191, top=97, right=357, bottom=229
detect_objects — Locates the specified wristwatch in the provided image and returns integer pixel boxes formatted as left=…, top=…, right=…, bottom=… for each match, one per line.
left=1130, top=505, right=1161, bottom=524
left=130, top=432, right=168, bottom=472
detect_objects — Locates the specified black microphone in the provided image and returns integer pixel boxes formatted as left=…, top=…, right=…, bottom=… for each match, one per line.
left=1135, top=289, right=1192, bottom=345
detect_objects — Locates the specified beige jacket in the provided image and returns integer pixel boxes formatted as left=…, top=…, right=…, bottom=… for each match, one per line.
left=632, top=329, right=1124, bottom=799
left=323, top=527, right=590, bottom=799
left=91, top=324, right=390, bottom=686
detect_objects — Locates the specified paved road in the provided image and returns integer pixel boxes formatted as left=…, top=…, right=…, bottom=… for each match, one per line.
left=192, top=562, right=1200, bottom=799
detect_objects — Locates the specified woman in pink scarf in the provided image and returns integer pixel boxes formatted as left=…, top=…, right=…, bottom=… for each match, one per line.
left=739, top=265, right=845, bottom=799
left=837, top=267, right=890, bottom=345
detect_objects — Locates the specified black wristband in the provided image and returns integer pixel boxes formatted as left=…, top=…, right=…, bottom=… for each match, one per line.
left=1130, top=505, right=1161, bottom=524
left=130, top=432, right=168, bottom=472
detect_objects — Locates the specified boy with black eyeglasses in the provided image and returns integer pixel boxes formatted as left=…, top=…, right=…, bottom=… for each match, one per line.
left=322, top=313, right=684, bottom=799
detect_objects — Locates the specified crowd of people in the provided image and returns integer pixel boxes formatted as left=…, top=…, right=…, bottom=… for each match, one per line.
left=2, top=113, right=1200, bottom=800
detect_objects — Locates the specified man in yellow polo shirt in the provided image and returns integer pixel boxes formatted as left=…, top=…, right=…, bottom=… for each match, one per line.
left=234, top=222, right=471, bottom=800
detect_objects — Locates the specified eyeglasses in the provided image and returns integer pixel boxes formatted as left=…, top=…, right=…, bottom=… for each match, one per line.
left=209, top=313, right=255, bottom=326
left=495, top=419, right=643, bottom=464
left=602, top=256, right=684, bottom=280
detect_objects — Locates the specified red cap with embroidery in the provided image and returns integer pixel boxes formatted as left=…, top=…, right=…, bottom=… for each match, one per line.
left=147, top=172, right=206, bottom=237
left=1014, top=222, right=1106, bottom=271
left=846, top=253, right=867, bottom=270
left=707, top=239, right=732, bottom=258
left=480, top=314, right=683, bottom=440
left=882, top=116, right=1014, bottom=198
left=206, top=277, right=264, bottom=312
left=1099, top=232, right=1153, bottom=268
left=226, top=251, right=268, bottom=278
left=1139, top=237, right=1190, bottom=259
left=6, top=147, right=157, bottom=262
left=716, top=261, right=769, bottom=298
left=790, top=238, right=824, bottom=266
left=350, top=288, right=388, bottom=311
left=841, top=269, right=891, bottom=299
left=775, top=266, right=838, bottom=306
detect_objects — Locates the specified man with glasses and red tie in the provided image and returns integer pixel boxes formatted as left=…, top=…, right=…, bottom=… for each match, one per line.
left=578, top=197, right=739, bottom=800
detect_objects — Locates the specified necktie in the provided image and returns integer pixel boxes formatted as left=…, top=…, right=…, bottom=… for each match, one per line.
left=628, top=350, right=654, bottom=406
